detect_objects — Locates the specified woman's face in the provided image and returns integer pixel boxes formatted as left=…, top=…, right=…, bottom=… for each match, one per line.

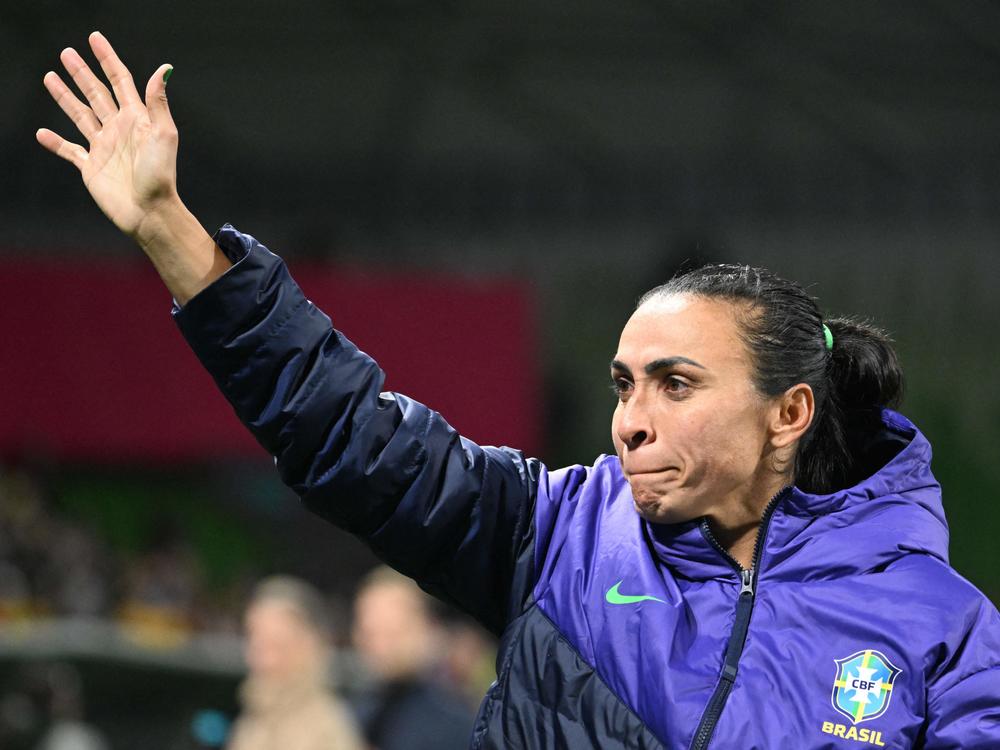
left=611, top=294, right=776, bottom=525
left=244, top=600, right=322, bottom=682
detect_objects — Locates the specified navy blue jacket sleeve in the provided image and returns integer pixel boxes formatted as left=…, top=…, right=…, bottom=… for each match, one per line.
left=172, top=226, right=541, bottom=635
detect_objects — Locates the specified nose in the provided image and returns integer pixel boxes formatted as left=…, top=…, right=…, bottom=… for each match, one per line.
left=616, top=390, right=655, bottom=452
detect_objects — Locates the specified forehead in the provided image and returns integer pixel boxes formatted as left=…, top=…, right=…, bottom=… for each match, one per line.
left=247, top=600, right=302, bottom=629
left=616, top=294, right=749, bottom=370
left=357, top=583, right=422, bottom=614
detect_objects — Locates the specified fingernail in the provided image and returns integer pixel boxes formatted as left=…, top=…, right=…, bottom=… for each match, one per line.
left=163, top=66, right=173, bottom=84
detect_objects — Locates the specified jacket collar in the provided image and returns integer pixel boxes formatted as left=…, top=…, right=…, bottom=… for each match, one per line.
left=642, top=409, right=947, bottom=582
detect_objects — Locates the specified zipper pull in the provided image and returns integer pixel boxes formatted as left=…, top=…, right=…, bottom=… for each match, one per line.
left=739, top=568, right=755, bottom=597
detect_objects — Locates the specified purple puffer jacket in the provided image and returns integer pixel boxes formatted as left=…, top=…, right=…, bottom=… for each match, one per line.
left=175, top=226, right=1000, bottom=749
left=533, top=412, right=1000, bottom=748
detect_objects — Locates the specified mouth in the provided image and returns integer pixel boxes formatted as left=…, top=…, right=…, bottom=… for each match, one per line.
left=624, top=466, right=679, bottom=478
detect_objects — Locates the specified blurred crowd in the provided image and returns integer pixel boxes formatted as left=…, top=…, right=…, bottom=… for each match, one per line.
left=0, top=465, right=496, bottom=749
left=0, top=464, right=238, bottom=636
left=0, top=466, right=116, bottom=624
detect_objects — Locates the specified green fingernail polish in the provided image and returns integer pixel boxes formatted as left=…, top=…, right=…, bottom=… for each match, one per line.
left=163, top=66, right=173, bottom=84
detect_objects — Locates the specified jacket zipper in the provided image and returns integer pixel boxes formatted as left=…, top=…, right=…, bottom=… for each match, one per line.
left=688, top=487, right=790, bottom=750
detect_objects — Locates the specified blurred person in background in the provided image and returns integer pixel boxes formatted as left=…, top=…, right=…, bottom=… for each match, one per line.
left=436, top=613, right=497, bottom=713
left=0, top=661, right=109, bottom=750
left=33, top=662, right=110, bottom=750
left=227, top=576, right=363, bottom=750
left=352, top=567, right=474, bottom=750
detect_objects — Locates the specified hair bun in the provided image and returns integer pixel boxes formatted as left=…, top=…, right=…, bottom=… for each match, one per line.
left=826, top=317, right=903, bottom=411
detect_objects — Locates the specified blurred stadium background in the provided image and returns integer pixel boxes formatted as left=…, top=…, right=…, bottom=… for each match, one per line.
left=2, top=0, right=999, bottom=747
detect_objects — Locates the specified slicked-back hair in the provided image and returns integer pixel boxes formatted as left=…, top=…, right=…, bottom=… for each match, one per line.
left=638, top=264, right=902, bottom=493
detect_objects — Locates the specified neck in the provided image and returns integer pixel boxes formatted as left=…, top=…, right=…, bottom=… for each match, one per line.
left=242, top=664, right=327, bottom=712
left=711, top=521, right=758, bottom=570
left=707, top=476, right=790, bottom=569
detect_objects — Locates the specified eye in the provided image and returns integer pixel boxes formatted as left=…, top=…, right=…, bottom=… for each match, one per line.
left=609, top=378, right=633, bottom=400
left=664, top=376, right=690, bottom=395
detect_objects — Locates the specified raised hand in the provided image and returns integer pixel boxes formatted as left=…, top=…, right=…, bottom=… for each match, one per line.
left=38, top=32, right=229, bottom=304
left=37, top=32, right=177, bottom=239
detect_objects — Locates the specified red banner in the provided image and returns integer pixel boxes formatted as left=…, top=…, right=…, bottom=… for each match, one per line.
left=1, top=256, right=539, bottom=463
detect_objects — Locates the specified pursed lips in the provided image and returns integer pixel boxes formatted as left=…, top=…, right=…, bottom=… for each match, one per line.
left=624, top=466, right=679, bottom=478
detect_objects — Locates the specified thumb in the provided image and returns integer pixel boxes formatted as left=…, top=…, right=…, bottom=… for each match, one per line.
left=145, top=64, right=176, bottom=133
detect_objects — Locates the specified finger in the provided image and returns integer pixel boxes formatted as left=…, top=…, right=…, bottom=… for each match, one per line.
left=36, top=128, right=88, bottom=170
left=145, top=64, right=177, bottom=134
left=88, top=31, right=143, bottom=108
left=43, top=71, right=101, bottom=142
left=60, top=46, right=117, bottom=123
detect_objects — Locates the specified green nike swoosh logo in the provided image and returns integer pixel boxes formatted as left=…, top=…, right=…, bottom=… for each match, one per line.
left=605, top=581, right=666, bottom=605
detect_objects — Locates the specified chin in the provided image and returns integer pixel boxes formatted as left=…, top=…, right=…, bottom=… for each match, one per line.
left=630, top=492, right=682, bottom=524
left=633, top=503, right=686, bottom=525
left=628, top=480, right=701, bottom=525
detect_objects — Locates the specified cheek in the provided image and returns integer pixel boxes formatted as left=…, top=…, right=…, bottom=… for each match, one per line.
left=666, top=418, right=710, bottom=486
left=673, top=406, right=758, bottom=479
left=247, top=633, right=285, bottom=672
left=706, top=410, right=765, bottom=476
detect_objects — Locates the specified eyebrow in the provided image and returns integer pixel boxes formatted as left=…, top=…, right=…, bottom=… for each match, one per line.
left=610, top=356, right=707, bottom=377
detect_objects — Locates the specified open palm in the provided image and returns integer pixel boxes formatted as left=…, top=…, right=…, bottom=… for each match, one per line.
left=37, top=32, right=177, bottom=239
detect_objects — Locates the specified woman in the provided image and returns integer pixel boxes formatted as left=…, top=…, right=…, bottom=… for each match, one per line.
left=228, top=577, right=364, bottom=750
left=37, top=33, right=999, bottom=749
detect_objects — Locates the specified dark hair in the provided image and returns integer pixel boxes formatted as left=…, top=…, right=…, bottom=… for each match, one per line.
left=637, top=264, right=903, bottom=493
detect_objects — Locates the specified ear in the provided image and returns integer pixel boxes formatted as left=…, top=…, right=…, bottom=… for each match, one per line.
left=768, top=383, right=815, bottom=450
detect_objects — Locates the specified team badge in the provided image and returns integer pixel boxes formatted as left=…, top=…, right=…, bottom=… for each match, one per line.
left=831, top=649, right=902, bottom=724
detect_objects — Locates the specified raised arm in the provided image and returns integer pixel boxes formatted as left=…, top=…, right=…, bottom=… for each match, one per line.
left=39, top=35, right=548, bottom=633
left=36, top=32, right=229, bottom=304
left=173, top=227, right=543, bottom=633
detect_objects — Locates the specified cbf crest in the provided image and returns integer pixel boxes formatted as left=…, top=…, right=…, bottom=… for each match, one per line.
left=831, top=649, right=902, bottom=724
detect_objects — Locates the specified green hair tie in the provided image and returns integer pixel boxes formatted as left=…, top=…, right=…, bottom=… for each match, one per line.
left=822, top=323, right=834, bottom=351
